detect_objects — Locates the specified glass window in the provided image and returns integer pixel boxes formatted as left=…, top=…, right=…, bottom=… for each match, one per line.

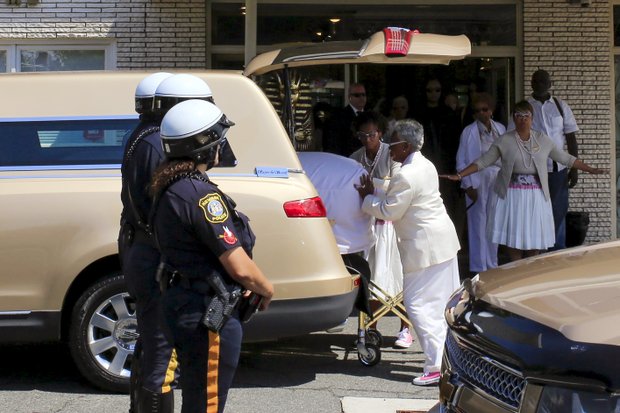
left=0, top=118, right=238, bottom=169
left=0, top=50, right=6, bottom=72
left=257, top=4, right=516, bottom=46
left=0, top=118, right=137, bottom=167
left=19, top=49, right=105, bottom=72
left=211, top=54, right=245, bottom=70
left=211, top=3, right=245, bottom=45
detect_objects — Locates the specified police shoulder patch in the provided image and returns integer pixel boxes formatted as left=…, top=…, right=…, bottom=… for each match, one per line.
left=198, top=193, right=229, bottom=224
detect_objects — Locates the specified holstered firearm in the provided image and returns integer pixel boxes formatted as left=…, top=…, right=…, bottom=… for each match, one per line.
left=201, top=272, right=243, bottom=333
left=156, top=261, right=243, bottom=333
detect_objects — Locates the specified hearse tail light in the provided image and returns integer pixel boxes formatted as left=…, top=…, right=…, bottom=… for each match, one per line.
left=283, top=196, right=326, bottom=217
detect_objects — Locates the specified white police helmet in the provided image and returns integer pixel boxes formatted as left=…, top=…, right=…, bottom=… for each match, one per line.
left=134, top=72, right=173, bottom=115
left=154, top=74, right=214, bottom=115
left=160, top=99, right=234, bottom=165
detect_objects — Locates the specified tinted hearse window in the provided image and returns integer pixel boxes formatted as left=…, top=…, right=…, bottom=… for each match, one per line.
left=0, top=118, right=138, bottom=167
left=0, top=118, right=238, bottom=168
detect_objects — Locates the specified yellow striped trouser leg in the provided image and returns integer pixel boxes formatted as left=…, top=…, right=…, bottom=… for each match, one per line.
left=161, top=348, right=178, bottom=393
left=205, top=331, right=220, bottom=412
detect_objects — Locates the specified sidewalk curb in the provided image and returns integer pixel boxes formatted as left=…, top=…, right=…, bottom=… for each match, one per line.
left=341, top=397, right=439, bottom=413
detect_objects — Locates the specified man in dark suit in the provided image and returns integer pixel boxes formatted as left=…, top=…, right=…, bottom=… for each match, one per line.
left=323, top=83, right=367, bottom=156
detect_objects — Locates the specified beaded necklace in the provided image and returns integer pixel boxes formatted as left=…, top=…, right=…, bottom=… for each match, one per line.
left=361, top=143, right=384, bottom=177
left=515, top=132, right=540, bottom=169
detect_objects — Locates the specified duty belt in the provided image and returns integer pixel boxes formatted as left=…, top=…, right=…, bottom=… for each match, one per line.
left=159, top=267, right=212, bottom=295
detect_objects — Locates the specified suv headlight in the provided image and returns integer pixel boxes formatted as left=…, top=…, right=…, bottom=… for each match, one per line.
left=537, top=386, right=619, bottom=412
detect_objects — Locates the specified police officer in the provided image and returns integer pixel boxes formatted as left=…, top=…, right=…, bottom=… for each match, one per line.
left=121, top=72, right=172, bottom=150
left=119, top=73, right=214, bottom=412
left=150, top=99, right=274, bottom=413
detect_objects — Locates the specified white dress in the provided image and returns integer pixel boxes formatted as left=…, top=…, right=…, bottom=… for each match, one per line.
left=350, top=143, right=403, bottom=296
left=367, top=178, right=403, bottom=296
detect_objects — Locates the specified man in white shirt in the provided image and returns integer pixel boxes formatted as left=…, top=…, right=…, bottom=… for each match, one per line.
left=529, top=70, right=579, bottom=250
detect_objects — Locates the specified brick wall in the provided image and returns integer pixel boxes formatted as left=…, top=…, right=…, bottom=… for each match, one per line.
left=523, top=0, right=613, bottom=242
left=1, top=0, right=616, bottom=241
left=0, top=0, right=207, bottom=69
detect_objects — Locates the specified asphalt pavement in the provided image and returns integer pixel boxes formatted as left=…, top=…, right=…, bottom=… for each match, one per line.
left=227, top=313, right=439, bottom=413
left=0, top=314, right=439, bottom=413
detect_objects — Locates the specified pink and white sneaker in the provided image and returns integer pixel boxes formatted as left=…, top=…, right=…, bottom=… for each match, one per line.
left=394, top=327, right=413, bottom=348
left=412, top=371, right=440, bottom=386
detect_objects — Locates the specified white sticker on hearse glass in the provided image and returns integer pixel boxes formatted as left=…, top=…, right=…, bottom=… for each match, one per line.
left=255, top=167, right=289, bottom=178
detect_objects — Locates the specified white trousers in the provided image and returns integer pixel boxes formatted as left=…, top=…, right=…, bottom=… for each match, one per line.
left=466, top=167, right=499, bottom=272
left=403, top=257, right=460, bottom=374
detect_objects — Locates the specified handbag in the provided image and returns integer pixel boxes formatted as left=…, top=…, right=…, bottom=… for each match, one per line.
left=566, top=211, right=589, bottom=247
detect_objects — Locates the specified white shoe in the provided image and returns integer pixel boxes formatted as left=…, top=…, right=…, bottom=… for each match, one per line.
left=394, top=327, right=413, bottom=348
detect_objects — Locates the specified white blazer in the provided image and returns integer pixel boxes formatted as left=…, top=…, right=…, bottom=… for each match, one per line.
left=456, top=120, right=506, bottom=191
left=362, top=153, right=460, bottom=274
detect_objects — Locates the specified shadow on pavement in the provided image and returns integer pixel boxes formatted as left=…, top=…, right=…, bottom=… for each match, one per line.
left=235, top=330, right=424, bottom=388
left=0, top=343, right=108, bottom=394
left=1, top=319, right=424, bottom=395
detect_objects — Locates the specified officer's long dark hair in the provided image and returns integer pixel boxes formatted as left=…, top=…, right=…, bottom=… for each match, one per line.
left=149, top=159, right=197, bottom=198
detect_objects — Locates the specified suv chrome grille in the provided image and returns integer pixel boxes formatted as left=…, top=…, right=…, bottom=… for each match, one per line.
left=446, top=333, right=524, bottom=409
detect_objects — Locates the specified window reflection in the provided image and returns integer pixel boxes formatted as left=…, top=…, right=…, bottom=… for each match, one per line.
left=257, top=4, right=516, bottom=46
left=20, top=50, right=105, bottom=72
left=211, top=54, right=244, bottom=70
left=212, top=3, right=245, bottom=45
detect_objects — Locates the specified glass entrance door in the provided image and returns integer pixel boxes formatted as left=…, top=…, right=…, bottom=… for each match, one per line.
left=355, top=57, right=515, bottom=130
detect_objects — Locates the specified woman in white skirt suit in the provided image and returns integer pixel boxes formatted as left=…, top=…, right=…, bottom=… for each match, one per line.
left=444, top=100, right=605, bottom=262
left=355, top=119, right=460, bottom=386
left=349, top=111, right=412, bottom=347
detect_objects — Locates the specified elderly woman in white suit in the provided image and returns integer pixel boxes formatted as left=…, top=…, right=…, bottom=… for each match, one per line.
left=355, top=119, right=460, bottom=386
left=456, top=92, right=506, bottom=273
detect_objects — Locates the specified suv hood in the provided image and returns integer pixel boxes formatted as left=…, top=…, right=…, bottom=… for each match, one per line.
left=244, top=31, right=471, bottom=76
left=472, top=241, right=620, bottom=346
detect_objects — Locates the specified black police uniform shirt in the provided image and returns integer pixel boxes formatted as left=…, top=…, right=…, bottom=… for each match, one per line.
left=154, top=175, right=244, bottom=282
left=120, top=127, right=165, bottom=230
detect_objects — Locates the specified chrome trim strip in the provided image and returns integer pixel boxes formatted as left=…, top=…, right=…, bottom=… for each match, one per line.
left=0, top=115, right=138, bottom=123
left=0, top=173, right=121, bottom=179
left=0, top=164, right=122, bottom=172
left=0, top=311, right=32, bottom=316
left=0, top=168, right=304, bottom=179
left=283, top=51, right=360, bottom=62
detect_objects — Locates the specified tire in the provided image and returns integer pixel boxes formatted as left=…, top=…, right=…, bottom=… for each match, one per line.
left=358, top=343, right=381, bottom=367
left=69, top=274, right=137, bottom=393
left=366, top=329, right=383, bottom=347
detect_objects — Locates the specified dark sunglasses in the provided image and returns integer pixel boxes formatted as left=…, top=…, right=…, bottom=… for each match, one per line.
left=350, top=93, right=366, bottom=98
left=426, top=88, right=441, bottom=93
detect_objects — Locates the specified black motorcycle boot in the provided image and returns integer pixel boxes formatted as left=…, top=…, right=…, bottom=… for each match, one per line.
left=137, top=388, right=174, bottom=413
